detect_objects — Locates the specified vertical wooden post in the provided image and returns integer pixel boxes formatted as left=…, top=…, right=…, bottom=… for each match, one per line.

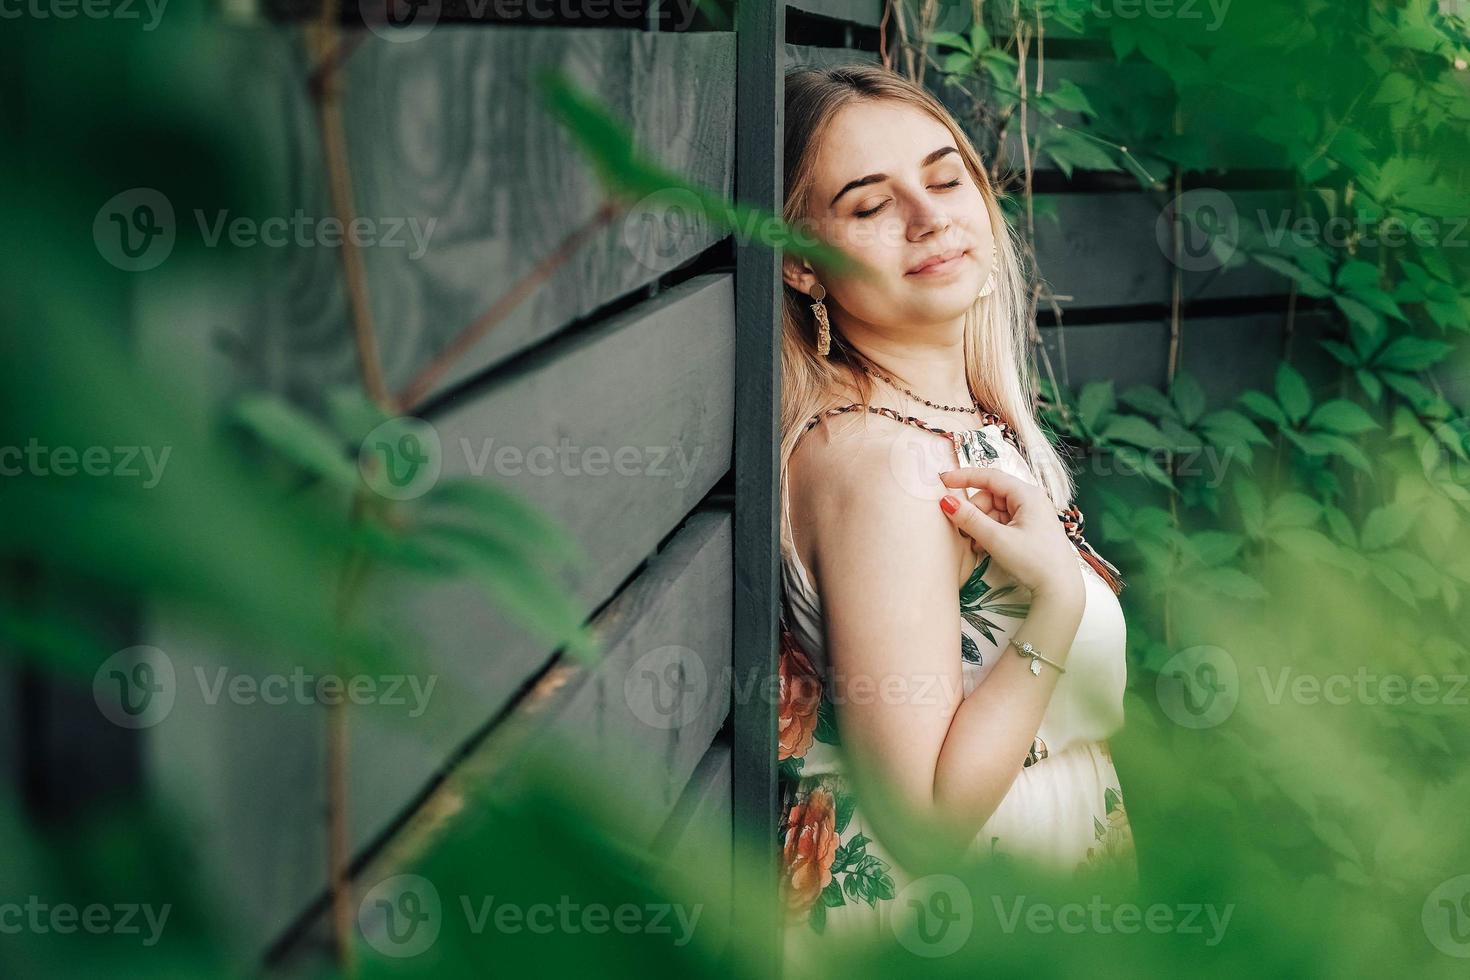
left=732, top=0, right=784, bottom=974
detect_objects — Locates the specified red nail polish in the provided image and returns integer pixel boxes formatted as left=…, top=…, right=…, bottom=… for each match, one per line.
left=940, top=494, right=959, bottom=515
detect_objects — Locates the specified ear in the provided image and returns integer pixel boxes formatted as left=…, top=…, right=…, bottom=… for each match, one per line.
left=781, top=255, right=820, bottom=297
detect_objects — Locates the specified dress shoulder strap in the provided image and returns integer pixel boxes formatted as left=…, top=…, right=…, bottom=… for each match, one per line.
left=792, top=403, right=1023, bottom=454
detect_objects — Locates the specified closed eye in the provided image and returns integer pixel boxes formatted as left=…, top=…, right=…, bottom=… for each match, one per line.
left=854, top=178, right=964, bottom=219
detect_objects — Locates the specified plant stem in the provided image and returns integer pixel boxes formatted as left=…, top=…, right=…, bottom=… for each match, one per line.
left=309, top=2, right=392, bottom=412
left=394, top=200, right=622, bottom=412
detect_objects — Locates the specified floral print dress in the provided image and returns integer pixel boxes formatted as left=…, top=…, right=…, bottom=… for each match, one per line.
left=777, top=404, right=1137, bottom=941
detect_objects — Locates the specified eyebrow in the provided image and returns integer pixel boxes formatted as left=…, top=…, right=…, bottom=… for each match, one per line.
left=828, top=146, right=961, bottom=209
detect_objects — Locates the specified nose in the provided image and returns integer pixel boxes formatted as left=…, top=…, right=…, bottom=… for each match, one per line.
left=907, top=193, right=952, bottom=241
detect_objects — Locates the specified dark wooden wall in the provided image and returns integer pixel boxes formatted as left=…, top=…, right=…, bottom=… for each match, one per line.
left=8, top=0, right=1352, bottom=973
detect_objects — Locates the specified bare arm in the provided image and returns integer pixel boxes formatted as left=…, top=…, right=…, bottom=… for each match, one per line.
left=801, top=433, right=1084, bottom=865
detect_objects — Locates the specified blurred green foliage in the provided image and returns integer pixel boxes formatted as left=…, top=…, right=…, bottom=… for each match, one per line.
left=3, top=0, right=1470, bottom=978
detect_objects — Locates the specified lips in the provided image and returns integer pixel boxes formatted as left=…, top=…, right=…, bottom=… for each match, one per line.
left=906, top=248, right=968, bottom=275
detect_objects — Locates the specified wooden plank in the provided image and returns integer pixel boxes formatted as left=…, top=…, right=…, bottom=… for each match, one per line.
left=653, top=733, right=733, bottom=864
left=784, top=43, right=878, bottom=70
left=264, top=514, right=734, bottom=972
left=1030, top=190, right=1294, bottom=310
left=732, top=0, right=784, bottom=973
left=787, top=0, right=883, bottom=27
left=489, top=512, right=733, bottom=847
left=1039, top=309, right=1338, bottom=401
left=147, top=272, right=736, bottom=950
left=208, top=25, right=735, bottom=408
left=651, top=735, right=733, bottom=946
left=1040, top=320, right=1171, bottom=392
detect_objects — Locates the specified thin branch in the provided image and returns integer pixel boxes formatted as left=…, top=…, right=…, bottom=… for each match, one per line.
left=310, top=7, right=392, bottom=411
left=394, top=200, right=623, bottom=412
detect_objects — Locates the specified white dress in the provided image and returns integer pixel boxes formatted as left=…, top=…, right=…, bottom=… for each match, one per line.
left=776, top=404, right=1137, bottom=944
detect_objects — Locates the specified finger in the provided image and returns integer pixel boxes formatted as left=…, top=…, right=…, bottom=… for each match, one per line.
left=962, top=487, right=1005, bottom=522
left=939, top=489, right=1009, bottom=550
left=938, top=467, right=1032, bottom=515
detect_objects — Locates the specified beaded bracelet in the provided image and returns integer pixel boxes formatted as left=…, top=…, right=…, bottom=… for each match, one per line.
left=1009, top=637, right=1067, bottom=676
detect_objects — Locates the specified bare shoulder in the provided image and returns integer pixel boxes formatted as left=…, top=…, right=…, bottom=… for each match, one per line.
left=788, top=405, right=969, bottom=594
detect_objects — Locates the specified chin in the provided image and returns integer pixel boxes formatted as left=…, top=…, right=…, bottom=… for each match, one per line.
left=908, top=273, right=985, bottom=309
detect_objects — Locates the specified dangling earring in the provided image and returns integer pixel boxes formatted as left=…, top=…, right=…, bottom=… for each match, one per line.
left=810, top=283, right=831, bottom=356
left=977, top=241, right=999, bottom=299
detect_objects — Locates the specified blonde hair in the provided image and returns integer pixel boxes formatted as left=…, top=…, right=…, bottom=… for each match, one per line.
left=779, top=63, right=1076, bottom=560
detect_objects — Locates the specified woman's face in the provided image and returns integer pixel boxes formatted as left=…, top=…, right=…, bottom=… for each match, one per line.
left=785, top=100, right=994, bottom=329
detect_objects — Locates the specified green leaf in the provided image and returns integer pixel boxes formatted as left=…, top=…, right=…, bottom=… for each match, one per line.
left=411, top=526, right=599, bottom=661
left=1046, top=78, right=1095, bottom=115
left=1119, top=384, right=1178, bottom=420
left=1335, top=295, right=1385, bottom=337
left=1336, top=260, right=1381, bottom=291
left=815, top=695, right=841, bottom=746
left=931, top=30, right=971, bottom=53
left=1239, top=390, right=1287, bottom=427
left=1371, top=72, right=1415, bottom=104
left=426, top=479, right=584, bottom=566
left=1042, top=125, right=1122, bottom=175
left=1275, top=363, right=1313, bottom=424
left=231, top=395, right=358, bottom=489
left=1077, top=380, right=1117, bottom=434
left=1374, top=336, right=1454, bottom=371
left=1380, top=372, right=1437, bottom=410
left=538, top=71, right=860, bottom=277
left=1187, top=531, right=1245, bottom=567
left=1275, top=527, right=1348, bottom=568
left=1171, top=371, right=1207, bottom=426
left=1356, top=369, right=1383, bottom=403
left=1371, top=565, right=1418, bottom=607
left=1199, top=409, right=1272, bottom=446
left=1361, top=505, right=1416, bottom=550
left=1252, top=252, right=1330, bottom=296
left=1396, top=183, right=1470, bottom=218
left=1101, top=416, right=1172, bottom=451
left=1317, top=339, right=1358, bottom=367
left=1314, top=434, right=1375, bottom=473
left=834, top=788, right=857, bottom=833
left=821, top=879, right=846, bottom=908
left=1266, top=492, right=1322, bottom=529
left=1307, top=399, right=1379, bottom=435
left=1196, top=567, right=1270, bottom=600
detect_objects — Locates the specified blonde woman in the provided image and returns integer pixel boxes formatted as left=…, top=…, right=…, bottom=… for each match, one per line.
left=776, top=64, right=1136, bottom=940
